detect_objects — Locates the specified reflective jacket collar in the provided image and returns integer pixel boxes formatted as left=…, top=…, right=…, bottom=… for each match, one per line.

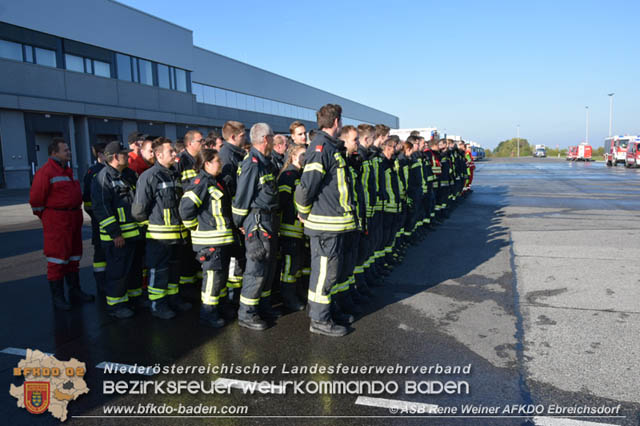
left=153, top=161, right=174, bottom=176
left=316, top=130, right=343, bottom=151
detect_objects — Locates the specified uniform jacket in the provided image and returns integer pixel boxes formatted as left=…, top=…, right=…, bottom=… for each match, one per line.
left=277, top=165, right=304, bottom=239
left=82, top=162, right=105, bottom=215
left=357, top=145, right=377, bottom=219
left=381, top=155, right=401, bottom=213
left=132, top=162, right=187, bottom=243
left=91, top=164, right=140, bottom=242
left=30, top=158, right=82, bottom=217
left=177, top=150, right=197, bottom=185
left=294, top=130, right=356, bottom=235
left=179, top=169, right=234, bottom=250
left=231, top=147, right=279, bottom=230
left=219, top=141, right=246, bottom=196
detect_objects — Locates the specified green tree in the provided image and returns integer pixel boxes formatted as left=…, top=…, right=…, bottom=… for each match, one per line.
left=493, top=138, right=532, bottom=157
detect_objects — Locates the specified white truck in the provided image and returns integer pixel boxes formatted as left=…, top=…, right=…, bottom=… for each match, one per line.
left=534, top=144, right=546, bottom=158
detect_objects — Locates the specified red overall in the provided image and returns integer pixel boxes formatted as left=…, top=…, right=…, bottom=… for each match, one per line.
left=29, top=158, right=83, bottom=281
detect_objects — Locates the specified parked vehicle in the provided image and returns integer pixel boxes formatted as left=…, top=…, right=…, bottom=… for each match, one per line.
left=576, top=144, right=592, bottom=161
left=534, top=144, right=546, bottom=157
left=566, top=146, right=578, bottom=161
left=604, top=136, right=636, bottom=166
left=625, top=141, right=640, bottom=168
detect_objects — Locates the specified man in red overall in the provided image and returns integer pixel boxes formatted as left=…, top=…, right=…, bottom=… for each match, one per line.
left=29, top=138, right=94, bottom=310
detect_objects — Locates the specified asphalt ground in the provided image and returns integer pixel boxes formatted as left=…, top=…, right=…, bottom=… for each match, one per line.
left=1, top=157, right=639, bottom=425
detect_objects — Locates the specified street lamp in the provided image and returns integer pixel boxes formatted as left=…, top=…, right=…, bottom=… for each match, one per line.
left=585, top=106, right=589, bottom=144
left=516, top=125, right=520, bottom=157
left=608, top=93, right=614, bottom=137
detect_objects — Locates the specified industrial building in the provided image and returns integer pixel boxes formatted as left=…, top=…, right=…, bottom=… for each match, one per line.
left=0, top=0, right=398, bottom=188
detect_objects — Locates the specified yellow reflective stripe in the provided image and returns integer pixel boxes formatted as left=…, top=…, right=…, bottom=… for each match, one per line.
left=280, top=254, right=297, bottom=283
left=308, top=256, right=330, bottom=304
left=183, top=191, right=202, bottom=207
left=183, top=218, right=198, bottom=229
left=385, top=169, right=396, bottom=206
left=167, top=283, right=179, bottom=295
left=84, top=201, right=92, bottom=208
left=295, top=201, right=311, bottom=214
left=307, top=213, right=354, bottom=224
left=278, top=184, right=292, bottom=194
left=211, top=199, right=226, bottom=230
left=146, top=232, right=183, bottom=239
left=100, top=229, right=140, bottom=241
left=181, top=169, right=197, bottom=181
left=259, top=174, right=274, bottom=184
left=116, top=207, right=126, bottom=222
left=261, top=290, right=271, bottom=298
left=240, top=295, right=259, bottom=306
left=303, top=162, right=325, bottom=174
left=334, top=154, right=351, bottom=213
left=106, top=295, right=129, bottom=305
left=305, top=221, right=356, bottom=232
left=232, top=206, right=248, bottom=216
left=163, top=209, right=171, bottom=225
left=147, top=224, right=184, bottom=231
left=100, top=215, right=116, bottom=227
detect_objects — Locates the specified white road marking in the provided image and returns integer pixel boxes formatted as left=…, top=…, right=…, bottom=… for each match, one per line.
left=355, top=396, right=439, bottom=413
left=534, top=416, right=620, bottom=426
left=1, top=347, right=53, bottom=357
left=214, top=377, right=286, bottom=394
left=95, top=361, right=154, bottom=376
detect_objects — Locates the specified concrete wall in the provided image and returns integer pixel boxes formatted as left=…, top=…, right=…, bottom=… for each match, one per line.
left=0, top=0, right=193, bottom=69
left=192, top=47, right=398, bottom=128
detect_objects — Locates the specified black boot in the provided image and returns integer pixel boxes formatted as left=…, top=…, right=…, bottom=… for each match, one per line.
left=309, top=319, right=348, bottom=337
left=151, top=298, right=176, bottom=320
left=66, top=272, right=95, bottom=304
left=238, top=315, right=268, bottom=331
left=49, top=280, right=71, bottom=311
left=108, top=304, right=135, bottom=319
left=168, top=294, right=192, bottom=312
left=281, top=283, right=304, bottom=312
left=258, top=296, right=282, bottom=321
left=200, top=305, right=225, bottom=328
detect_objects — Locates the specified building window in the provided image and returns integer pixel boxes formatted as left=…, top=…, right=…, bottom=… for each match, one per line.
left=138, top=59, right=153, bottom=86
left=116, top=53, right=132, bottom=81
left=65, top=54, right=84, bottom=72
left=0, top=39, right=23, bottom=61
left=34, top=47, right=56, bottom=67
left=93, top=60, right=110, bottom=77
left=158, top=63, right=170, bottom=89
left=175, top=68, right=187, bottom=92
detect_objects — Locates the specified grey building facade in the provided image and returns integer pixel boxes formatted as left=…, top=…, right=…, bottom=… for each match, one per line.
left=0, top=0, right=398, bottom=188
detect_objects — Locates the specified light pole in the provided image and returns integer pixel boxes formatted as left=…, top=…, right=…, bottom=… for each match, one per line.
left=516, top=125, right=520, bottom=157
left=585, top=106, right=589, bottom=144
left=608, top=93, right=614, bottom=137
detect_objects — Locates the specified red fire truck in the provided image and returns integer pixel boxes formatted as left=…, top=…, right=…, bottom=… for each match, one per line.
left=604, top=136, right=636, bottom=166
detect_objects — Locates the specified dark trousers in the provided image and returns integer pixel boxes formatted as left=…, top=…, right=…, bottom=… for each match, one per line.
left=104, top=239, right=144, bottom=307
left=308, top=233, right=344, bottom=322
left=146, top=240, right=182, bottom=301
left=197, top=245, right=231, bottom=306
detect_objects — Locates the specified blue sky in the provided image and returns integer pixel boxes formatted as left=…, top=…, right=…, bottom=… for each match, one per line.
left=119, top=0, right=639, bottom=149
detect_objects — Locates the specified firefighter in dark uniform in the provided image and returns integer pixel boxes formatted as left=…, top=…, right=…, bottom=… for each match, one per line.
left=132, top=137, right=192, bottom=319
left=176, top=130, right=203, bottom=293
left=438, top=139, right=451, bottom=217
left=83, top=142, right=107, bottom=292
left=369, top=125, right=389, bottom=278
left=353, top=124, right=376, bottom=296
left=91, top=141, right=144, bottom=318
left=180, top=148, right=236, bottom=328
left=295, top=104, right=356, bottom=337
left=404, top=138, right=424, bottom=245
left=423, top=139, right=438, bottom=226
left=232, top=123, right=280, bottom=331
left=380, top=138, right=401, bottom=271
left=271, top=134, right=287, bottom=172
left=218, top=121, right=248, bottom=306
left=276, top=144, right=307, bottom=312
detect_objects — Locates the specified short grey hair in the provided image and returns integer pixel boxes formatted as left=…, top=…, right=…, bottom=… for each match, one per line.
left=250, top=123, right=273, bottom=145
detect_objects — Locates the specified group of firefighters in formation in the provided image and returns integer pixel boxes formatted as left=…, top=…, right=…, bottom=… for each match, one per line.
left=29, top=103, right=475, bottom=337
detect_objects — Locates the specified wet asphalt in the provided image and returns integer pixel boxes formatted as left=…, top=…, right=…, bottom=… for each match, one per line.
left=1, top=158, right=639, bottom=425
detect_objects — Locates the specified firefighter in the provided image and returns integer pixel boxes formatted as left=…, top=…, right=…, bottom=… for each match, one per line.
left=176, top=130, right=204, bottom=292
left=83, top=142, right=107, bottom=292
left=128, top=135, right=155, bottom=176
left=290, top=121, right=308, bottom=147
left=277, top=144, right=307, bottom=312
left=333, top=125, right=368, bottom=316
left=132, top=137, right=192, bottom=319
left=29, top=138, right=94, bottom=310
left=219, top=121, right=248, bottom=307
left=380, top=138, right=401, bottom=272
left=271, top=134, right=287, bottom=171
left=403, top=138, right=424, bottom=245
left=463, top=142, right=475, bottom=193
left=91, top=141, right=144, bottom=318
left=295, top=104, right=356, bottom=337
left=232, top=123, right=280, bottom=331
left=370, top=124, right=390, bottom=278
left=354, top=124, right=376, bottom=296
left=180, top=148, right=236, bottom=328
